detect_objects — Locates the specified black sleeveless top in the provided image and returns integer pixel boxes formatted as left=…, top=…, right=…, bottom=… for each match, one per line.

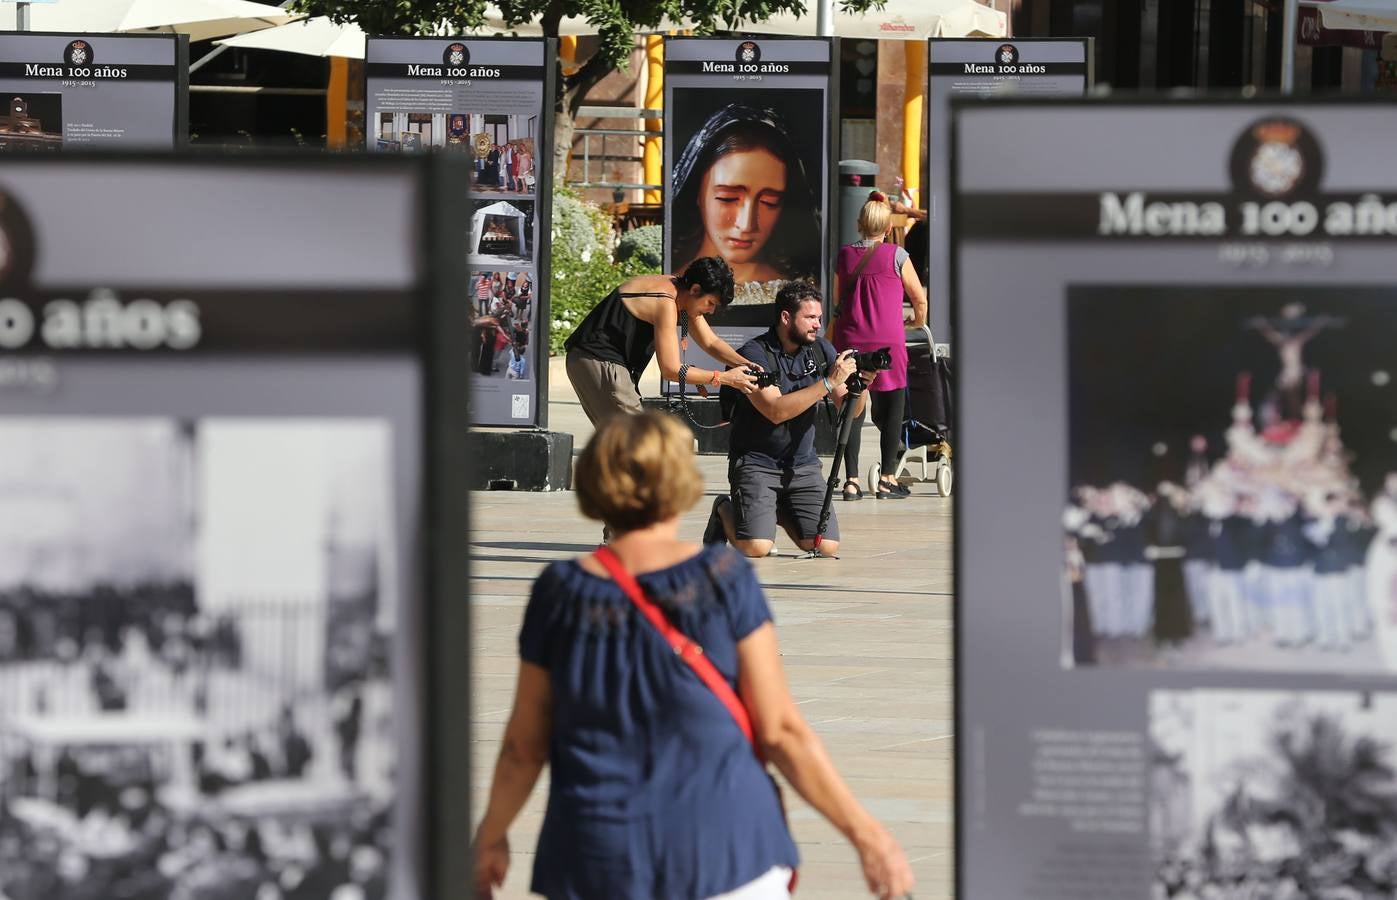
left=564, top=288, right=675, bottom=385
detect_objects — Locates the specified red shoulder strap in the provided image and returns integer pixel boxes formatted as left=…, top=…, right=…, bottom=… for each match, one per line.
left=593, top=547, right=757, bottom=752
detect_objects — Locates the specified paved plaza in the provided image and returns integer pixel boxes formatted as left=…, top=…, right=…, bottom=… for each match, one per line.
left=471, top=356, right=955, bottom=899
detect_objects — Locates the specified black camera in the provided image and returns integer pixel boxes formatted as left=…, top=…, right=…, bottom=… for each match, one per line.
left=746, top=367, right=780, bottom=388
left=851, top=348, right=893, bottom=372
left=841, top=347, right=892, bottom=394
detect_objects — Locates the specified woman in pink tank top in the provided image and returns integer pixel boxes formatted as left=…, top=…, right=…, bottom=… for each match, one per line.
left=829, top=192, right=928, bottom=500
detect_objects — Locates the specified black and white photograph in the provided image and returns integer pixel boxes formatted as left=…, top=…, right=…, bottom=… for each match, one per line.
left=0, top=417, right=398, bottom=900
left=1061, top=288, right=1397, bottom=674
left=0, top=93, right=63, bottom=151
left=467, top=198, right=534, bottom=267
left=470, top=270, right=533, bottom=381
left=375, top=111, right=444, bottom=151
left=1151, top=689, right=1397, bottom=900
left=461, top=113, right=537, bottom=194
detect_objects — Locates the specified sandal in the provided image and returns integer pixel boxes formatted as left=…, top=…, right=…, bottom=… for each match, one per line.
left=875, top=479, right=909, bottom=499
left=842, top=479, right=863, bottom=501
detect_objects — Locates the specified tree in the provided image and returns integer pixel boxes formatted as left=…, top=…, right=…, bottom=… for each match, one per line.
left=292, top=0, right=885, bottom=177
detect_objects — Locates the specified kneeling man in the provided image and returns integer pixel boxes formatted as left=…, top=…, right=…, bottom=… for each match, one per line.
left=704, top=281, right=871, bottom=558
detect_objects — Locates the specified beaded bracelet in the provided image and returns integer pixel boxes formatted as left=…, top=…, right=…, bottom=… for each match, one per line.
left=709, top=368, right=721, bottom=386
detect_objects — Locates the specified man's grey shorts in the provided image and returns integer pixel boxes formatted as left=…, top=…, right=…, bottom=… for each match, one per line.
left=729, top=458, right=839, bottom=543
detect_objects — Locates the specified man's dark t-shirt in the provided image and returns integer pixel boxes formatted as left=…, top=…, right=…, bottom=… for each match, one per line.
left=729, top=328, right=836, bottom=469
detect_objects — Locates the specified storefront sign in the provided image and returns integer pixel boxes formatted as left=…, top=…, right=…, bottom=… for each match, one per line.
left=1298, top=6, right=1386, bottom=48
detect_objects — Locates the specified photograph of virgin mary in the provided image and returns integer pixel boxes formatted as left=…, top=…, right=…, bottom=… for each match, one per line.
left=669, top=92, right=825, bottom=312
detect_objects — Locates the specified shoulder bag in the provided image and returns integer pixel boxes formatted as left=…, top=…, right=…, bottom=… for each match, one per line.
left=593, top=546, right=799, bottom=893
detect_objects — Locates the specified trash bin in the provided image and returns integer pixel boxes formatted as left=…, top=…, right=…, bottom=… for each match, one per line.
left=837, top=159, right=880, bottom=248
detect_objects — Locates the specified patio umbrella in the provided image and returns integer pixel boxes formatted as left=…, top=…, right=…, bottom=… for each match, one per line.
left=0, top=0, right=302, bottom=43
left=213, top=6, right=598, bottom=60
left=1303, top=0, right=1397, bottom=31
left=216, top=15, right=367, bottom=58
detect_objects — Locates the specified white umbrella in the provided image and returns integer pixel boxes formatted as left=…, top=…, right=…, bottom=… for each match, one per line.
left=1303, top=0, right=1397, bottom=31
left=216, top=15, right=367, bottom=58
left=733, top=0, right=1007, bottom=40
left=0, top=0, right=302, bottom=43
left=213, top=7, right=587, bottom=60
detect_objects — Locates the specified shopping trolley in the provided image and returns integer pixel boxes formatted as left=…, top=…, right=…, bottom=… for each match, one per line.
left=867, top=325, right=953, bottom=497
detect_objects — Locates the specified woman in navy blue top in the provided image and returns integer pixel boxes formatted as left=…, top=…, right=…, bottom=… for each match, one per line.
left=473, top=411, right=914, bottom=900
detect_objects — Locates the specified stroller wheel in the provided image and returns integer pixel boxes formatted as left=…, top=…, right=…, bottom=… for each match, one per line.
left=935, top=462, right=954, bottom=497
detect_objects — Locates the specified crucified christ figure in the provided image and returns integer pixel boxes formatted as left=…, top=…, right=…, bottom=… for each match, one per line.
left=1245, top=303, right=1344, bottom=418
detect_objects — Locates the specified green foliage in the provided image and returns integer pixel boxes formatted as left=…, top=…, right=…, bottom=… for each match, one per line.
left=548, top=189, right=660, bottom=355
left=289, top=0, right=489, bottom=38
left=615, top=225, right=663, bottom=268
left=551, top=186, right=611, bottom=262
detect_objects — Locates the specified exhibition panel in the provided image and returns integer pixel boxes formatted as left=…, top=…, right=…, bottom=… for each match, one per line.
left=953, top=98, right=1397, bottom=900
left=926, top=37, right=1090, bottom=341
left=662, top=35, right=836, bottom=387
left=366, top=36, right=555, bottom=429
left=0, top=155, right=472, bottom=900
left=0, top=31, right=187, bottom=148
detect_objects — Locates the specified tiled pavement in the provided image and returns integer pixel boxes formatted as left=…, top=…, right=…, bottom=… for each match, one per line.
left=471, top=356, right=954, bottom=899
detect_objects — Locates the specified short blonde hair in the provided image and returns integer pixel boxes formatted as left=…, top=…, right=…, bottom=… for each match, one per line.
left=575, top=411, right=703, bottom=533
left=856, top=197, right=892, bottom=239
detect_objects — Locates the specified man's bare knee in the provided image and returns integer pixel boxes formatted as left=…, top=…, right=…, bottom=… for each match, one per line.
left=733, top=538, right=774, bottom=558
left=795, top=538, right=839, bottom=557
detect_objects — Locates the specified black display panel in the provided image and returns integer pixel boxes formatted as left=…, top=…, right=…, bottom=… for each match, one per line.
left=0, top=32, right=187, bottom=148
left=662, top=36, right=835, bottom=384
left=0, top=155, right=471, bottom=900
left=952, top=98, right=1397, bottom=900
left=926, top=37, right=1090, bottom=342
left=365, top=36, right=555, bottom=429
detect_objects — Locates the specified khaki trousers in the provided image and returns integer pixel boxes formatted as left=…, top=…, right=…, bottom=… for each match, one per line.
left=565, top=350, right=644, bottom=426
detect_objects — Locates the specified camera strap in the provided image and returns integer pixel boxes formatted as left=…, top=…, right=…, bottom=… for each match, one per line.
left=666, top=305, right=730, bottom=431
left=762, top=338, right=835, bottom=425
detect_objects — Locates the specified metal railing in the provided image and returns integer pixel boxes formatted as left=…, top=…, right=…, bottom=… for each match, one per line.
left=569, top=105, right=664, bottom=193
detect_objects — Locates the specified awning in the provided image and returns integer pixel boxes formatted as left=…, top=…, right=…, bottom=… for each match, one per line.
left=0, top=0, right=303, bottom=43
left=1299, top=6, right=1387, bottom=47
left=1303, top=0, right=1397, bottom=32
left=217, top=15, right=367, bottom=58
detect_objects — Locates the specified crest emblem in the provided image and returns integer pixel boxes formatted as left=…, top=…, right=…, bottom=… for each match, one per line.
left=1229, top=117, right=1323, bottom=199
left=736, top=41, right=761, bottom=64
left=996, top=43, right=1018, bottom=65
left=64, top=40, right=92, bottom=66
left=1249, top=121, right=1304, bottom=197
left=443, top=43, right=469, bottom=67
